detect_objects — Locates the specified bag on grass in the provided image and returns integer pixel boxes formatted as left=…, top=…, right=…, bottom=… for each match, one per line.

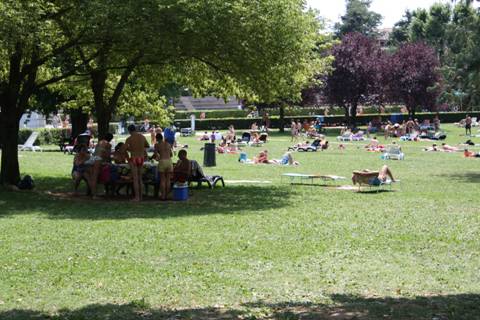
left=17, top=175, right=34, bottom=190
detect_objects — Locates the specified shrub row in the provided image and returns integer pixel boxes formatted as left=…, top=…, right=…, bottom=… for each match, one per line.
left=174, top=105, right=404, bottom=119
left=174, top=111, right=480, bottom=130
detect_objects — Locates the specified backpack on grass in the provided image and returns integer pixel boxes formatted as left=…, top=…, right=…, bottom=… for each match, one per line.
left=17, top=175, right=34, bottom=190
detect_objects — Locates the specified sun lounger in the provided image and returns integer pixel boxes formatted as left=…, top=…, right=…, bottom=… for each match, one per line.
left=282, top=173, right=346, bottom=185
left=18, top=131, right=42, bottom=152
left=382, top=145, right=405, bottom=160
left=288, top=139, right=321, bottom=152
left=337, top=133, right=352, bottom=142
left=189, top=160, right=225, bottom=188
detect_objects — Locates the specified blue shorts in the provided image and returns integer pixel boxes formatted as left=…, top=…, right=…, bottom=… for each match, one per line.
left=368, top=177, right=381, bottom=186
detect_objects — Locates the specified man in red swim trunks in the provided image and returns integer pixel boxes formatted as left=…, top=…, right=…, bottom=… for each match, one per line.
left=125, top=124, right=150, bottom=201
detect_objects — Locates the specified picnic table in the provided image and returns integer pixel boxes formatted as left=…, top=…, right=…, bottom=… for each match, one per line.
left=281, top=173, right=346, bottom=185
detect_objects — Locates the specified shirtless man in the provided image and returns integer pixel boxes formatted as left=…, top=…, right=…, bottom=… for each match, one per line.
left=125, top=124, right=149, bottom=201
left=154, top=133, right=173, bottom=200
left=465, top=115, right=472, bottom=136
left=352, top=165, right=395, bottom=186
left=290, top=120, right=297, bottom=142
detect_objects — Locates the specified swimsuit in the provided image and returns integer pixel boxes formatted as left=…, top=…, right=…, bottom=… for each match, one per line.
left=130, top=157, right=145, bottom=167
left=158, top=159, right=173, bottom=173
left=368, top=177, right=382, bottom=186
left=72, top=164, right=87, bottom=176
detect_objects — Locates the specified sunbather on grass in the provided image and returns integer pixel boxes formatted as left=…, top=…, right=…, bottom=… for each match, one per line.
left=423, top=144, right=439, bottom=152
left=441, top=143, right=460, bottom=152
left=254, top=150, right=271, bottom=164
left=352, top=165, right=395, bottom=186
left=365, top=137, right=385, bottom=151
left=272, top=152, right=299, bottom=166
left=464, top=149, right=480, bottom=158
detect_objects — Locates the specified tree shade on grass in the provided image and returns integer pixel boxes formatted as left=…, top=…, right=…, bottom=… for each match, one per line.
left=0, top=124, right=479, bottom=319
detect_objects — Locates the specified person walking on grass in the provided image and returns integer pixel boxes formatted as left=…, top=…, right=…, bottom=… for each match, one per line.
left=154, top=133, right=173, bottom=201
left=125, top=124, right=150, bottom=202
left=465, top=115, right=472, bottom=136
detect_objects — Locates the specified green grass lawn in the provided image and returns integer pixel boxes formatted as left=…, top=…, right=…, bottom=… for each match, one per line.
left=1, top=125, right=479, bottom=319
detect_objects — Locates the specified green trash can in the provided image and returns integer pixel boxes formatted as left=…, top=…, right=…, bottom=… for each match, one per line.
left=203, top=143, right=216, bottom=167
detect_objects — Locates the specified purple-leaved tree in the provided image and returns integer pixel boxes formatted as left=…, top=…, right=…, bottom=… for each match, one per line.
left=323, top=32, right=385, bottom=126
left=385, top=42, right=442, bottom=117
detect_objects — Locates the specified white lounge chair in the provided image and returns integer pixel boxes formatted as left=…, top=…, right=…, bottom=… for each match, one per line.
left=337, top=133, right=352, bottom=142
left=382, top=145, right=404, bottom=160
left=472, top=117, right=478, bottom=127
left=18, top=131, right=42, bottom=152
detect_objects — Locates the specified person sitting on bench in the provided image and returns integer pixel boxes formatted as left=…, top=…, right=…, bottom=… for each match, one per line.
left=112, top=142, right=128, bottom=164
left=173, top=149, right=191, bottom=183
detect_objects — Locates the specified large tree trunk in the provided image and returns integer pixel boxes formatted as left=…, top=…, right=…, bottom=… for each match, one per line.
left=407, top=105, right=415, bottom=118
left=91, top=69, right=109, bottom=138
left=350, top=104, right=358, bottom=128
left=70, top=109, right=89, bottom=139
left=96, top=109, right=112, bottom=139
left=278, top=104, right=285, bottom=133
left=0, top=109, right=21, bottom=185
left=89, top=54, right=139, bottom=138
left=343, top=106, right=349, bottom=126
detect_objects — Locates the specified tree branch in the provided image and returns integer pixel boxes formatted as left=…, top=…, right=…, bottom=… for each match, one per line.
left=107, top=53, right=143, bottom=110
left=20, top=36, right=83, bottom=77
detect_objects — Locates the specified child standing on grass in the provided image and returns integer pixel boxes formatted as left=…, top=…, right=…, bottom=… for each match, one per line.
left=72, top=146, right=90, bottom=195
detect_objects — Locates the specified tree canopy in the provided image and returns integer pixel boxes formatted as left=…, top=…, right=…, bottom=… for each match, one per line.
left=384, top=43, right=441, bottom=117
left=323, top=33, right=384, bottom=125
left=389, top=1, right=480, bottom=110
left=334, top=0, right=382, bottom=38
left=0, top=0, right=327, bottom=185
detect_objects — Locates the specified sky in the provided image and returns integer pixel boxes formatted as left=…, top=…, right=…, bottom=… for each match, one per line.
left=306, top=0, right=451, bottom=29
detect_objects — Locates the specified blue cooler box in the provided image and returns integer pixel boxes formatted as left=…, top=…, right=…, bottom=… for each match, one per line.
left=173, top=183, right=189, bottom=201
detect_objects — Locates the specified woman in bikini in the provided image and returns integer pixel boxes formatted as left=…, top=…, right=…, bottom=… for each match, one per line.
left=154, top=133, right=173, bottom=200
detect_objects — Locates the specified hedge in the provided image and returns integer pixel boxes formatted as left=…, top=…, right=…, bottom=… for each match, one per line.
left=174, top=111, right=480, bottom=130
left=174, top=105, right=404, bottom=120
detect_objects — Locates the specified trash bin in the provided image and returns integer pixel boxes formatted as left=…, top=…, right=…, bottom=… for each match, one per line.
left=204, top=143, right=216, bottom=167
left=173, top=183, right=189, bottom=201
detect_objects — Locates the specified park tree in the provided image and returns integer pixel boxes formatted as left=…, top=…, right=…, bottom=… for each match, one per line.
left=0, top=0, right=325, bottom=185
left=442, top=0, right=480, bottom=109
left=334, top=0, right=382, bottom=38
left=323, top=33, right=385, bottom=126
left=384, top=43, right=441, bottom=117
left=389, top=10, right=415, bottom=46
left=407, top=4, right=452, bottom=61
left=61, top=0, right=326, bottom=137
left=0, top=0, right=98, bottom=185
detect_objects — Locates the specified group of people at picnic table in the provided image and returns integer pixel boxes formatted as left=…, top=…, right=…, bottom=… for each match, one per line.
left=72, top=125, right=194, bottom=201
